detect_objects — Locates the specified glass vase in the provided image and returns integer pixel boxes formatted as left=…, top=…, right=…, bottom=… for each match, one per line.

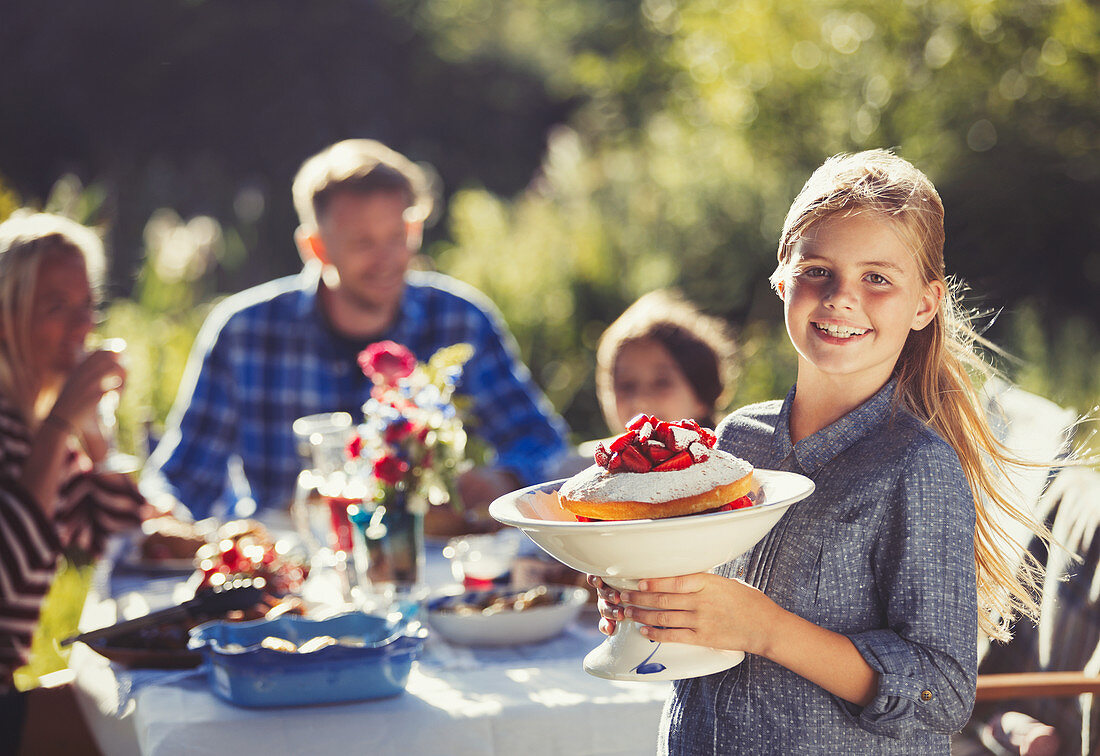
left=351, top=492, right=426, bottom=596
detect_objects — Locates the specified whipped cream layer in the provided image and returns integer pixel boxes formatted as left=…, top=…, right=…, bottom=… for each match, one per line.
left=559, top=448, right=753, bottom=504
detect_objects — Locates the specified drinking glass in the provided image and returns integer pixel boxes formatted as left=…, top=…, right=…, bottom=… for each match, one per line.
left=443, top=530, right=522, bottom=590
left=291, top=412, right=367, bottom=602
left=92, top=337, right=141, bottom=474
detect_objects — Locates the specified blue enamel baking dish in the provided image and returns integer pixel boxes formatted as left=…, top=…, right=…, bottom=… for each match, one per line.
left=188, top=612, right=427, bottom=707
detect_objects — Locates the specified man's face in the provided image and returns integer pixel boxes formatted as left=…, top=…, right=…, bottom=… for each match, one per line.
left=313, top=190, right=418, bottom=316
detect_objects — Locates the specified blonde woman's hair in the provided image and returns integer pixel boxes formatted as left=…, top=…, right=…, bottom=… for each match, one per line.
left=771, top=149, right=1047, bottom=641
left=291, top=139, right=434, bottom=231
left=0, top=212, right=105, bottom=421
left=596, top=289, right=736, bottom=431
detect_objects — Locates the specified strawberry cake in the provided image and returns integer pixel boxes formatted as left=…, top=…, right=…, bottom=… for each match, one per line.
left=557, top=415, right=761, bottom=521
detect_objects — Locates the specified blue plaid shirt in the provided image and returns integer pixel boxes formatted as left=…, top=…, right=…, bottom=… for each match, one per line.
left=144, top=266, right=569, bottom=518
left=660, top=380, right=978, bottom=755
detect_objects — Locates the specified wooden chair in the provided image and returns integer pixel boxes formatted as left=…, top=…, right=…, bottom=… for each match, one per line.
left=968, top=463, right=1100, bottom=756
left=977, top=672, right=1100, bottom=704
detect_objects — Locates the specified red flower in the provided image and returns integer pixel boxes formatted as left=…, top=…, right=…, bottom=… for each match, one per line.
left=358, top=341, right=417, bottom=385
left=346, top=435, right=363, bottom=459
left=373, top=454, right=410, bottom=485
left=384, top=418, right=414, bottom=444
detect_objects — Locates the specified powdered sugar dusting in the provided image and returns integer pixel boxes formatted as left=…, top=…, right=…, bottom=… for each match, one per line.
left=559, top=448, right=753, bottom=504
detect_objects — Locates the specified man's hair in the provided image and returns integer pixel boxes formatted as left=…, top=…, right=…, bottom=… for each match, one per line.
left=291, top=139, right=433, bottom=231
left=0, top=212, right=105, bottom=419
left=596, top=289, right=736, bottom=430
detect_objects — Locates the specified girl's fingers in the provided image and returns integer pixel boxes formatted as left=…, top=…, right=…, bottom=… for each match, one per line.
left=623, top=605, right=692, bottom=629
left=634, top=574, right=706, bottom=594
left=587, top=576, right=620, bottom=604
left=598, top=617, right=617, bottom=636
left=597, top=598, right=624, bottom=621
left=618, top=587, right=696, bottom=610
left=638, top=625, right=698, bottom=644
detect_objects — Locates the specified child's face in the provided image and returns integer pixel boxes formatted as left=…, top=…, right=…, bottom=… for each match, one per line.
left=610, top=338, right=709, bottom=431
left=779, top=213, right=942, bottom=396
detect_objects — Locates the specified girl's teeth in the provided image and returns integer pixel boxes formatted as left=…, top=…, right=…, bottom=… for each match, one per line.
left=816, top=323, right=868, bottom=338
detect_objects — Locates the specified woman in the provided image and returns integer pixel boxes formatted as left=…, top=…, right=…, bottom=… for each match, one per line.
left=0, top=212, right=143, bottom=751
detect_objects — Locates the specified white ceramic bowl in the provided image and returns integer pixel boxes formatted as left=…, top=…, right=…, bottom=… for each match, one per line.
left=488, top=468, right=815, bottom=681
left=489, top=469, right=814, bottom=580
left=426, top=585, right=589, bottom=647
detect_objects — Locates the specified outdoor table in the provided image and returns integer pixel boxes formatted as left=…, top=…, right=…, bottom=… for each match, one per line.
left=70, top=534, right=669, bottom=756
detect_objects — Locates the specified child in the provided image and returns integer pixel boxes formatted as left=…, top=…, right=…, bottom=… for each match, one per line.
left=596, top=288, right=735, bottom=431
left=594, top=150, right=1044, bottom=754
left=0, top=212, right=143, bottom=749
left=529, top=290, right=736, bottom=586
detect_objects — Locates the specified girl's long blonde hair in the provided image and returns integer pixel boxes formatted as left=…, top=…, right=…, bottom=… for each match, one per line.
left=0, top=212, right=105, bottom=423
left=771, top=149, right=1048, bottom=641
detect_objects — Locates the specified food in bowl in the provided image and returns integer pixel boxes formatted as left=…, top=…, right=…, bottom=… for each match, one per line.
left=427, top=585, right=589, bottom=646
left=557, top=415, right=761, bottom=521
left=138, top=516, right=207, bottom=563
left=193, top=519, right=308, bottom=596
left=189, top=612, right=426, bottom=707
left=430, top=585, right=558, bottom=616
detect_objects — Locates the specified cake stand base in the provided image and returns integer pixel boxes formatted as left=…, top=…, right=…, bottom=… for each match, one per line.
left=582, top=619, right=745, bottom=681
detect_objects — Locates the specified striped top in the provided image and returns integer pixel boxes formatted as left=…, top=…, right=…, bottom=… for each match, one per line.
left=0, top=394, right=142, bottom=692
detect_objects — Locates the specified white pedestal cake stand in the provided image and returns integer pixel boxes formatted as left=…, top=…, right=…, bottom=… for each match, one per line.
left=488, top=469, right=815, bottom=682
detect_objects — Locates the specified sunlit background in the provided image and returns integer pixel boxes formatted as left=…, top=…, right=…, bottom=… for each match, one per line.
left=2, top=0, right=1098, bottom=450
left=5, top=0, right=1100, bottom=687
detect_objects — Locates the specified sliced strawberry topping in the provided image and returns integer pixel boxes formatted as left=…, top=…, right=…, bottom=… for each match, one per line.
left=617, top=445, right=651, bottom=472
left=609, top=430, right=638, bottom=453
left=687, top=441, right=710, bottom=463
left=645, top=441, right=674, bottom=463
left=653, top=450, right=693, bottom=471
left=650, top=421, right=672, bottom=447
left=665, top=425, right=699, bottom=452
left=593, top=442, right=611, bottom=467
left=722, top=495, right=753, bottom=511
left=594, top=417, right=719, bottom=474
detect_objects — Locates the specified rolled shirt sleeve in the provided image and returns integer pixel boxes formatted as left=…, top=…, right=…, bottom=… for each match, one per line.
left=845, top=440, right=978, bottom=737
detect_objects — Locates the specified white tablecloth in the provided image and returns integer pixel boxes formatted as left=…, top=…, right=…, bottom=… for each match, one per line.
left=71, top=540, right=669, bottom=756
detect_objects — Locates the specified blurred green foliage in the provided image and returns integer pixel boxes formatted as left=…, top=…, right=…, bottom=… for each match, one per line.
left=12, top=559, right=93, bottom=690
left=410, top=0, right=1100, bottom=436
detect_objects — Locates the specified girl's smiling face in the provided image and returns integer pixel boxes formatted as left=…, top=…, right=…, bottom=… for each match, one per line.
left=779, top=212, right=943, bottom=396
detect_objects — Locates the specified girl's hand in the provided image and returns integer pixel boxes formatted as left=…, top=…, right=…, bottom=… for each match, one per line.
left=597, top=572, right=782, bottom=655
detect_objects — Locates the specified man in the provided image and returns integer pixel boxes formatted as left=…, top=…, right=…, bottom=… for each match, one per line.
left=143, top=139, right=569, bottom=524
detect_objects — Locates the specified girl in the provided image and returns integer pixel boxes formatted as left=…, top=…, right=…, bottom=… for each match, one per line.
left=596, top=288, right=735, bottom=431
left=0, top=213, right=143, bottom=747
left=594, top=150, right=1043, bottom=754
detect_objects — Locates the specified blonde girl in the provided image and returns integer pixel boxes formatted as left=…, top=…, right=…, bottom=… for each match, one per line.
left=595, top=150, right=1040, bottom=754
